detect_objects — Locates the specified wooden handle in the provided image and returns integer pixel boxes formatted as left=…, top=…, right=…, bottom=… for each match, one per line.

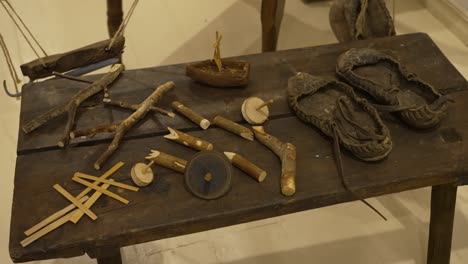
left=164, top=127, right=214, bottom=151
left=146, top=150, right=187, bottom=173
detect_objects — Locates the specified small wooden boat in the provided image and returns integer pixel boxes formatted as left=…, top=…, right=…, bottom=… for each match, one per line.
left=185, top=32, right=250, bottom=87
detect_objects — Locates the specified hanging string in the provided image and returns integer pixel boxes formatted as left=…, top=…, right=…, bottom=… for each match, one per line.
left=107, top=0, right=140, bottom=50
left=0, top=33, right=21, bottom=97
left=3, top=0, right=48, bottom=56
left=0, top=0, right=47, bottom=67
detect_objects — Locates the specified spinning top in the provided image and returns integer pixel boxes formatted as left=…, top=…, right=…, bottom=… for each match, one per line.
left=184, top=151, right=233, bottom=200
left=131, top=161, right=154, bottom=187
left=241, top=97, right=273, bottom=125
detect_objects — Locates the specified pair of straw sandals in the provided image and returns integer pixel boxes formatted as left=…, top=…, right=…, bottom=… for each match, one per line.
left=288, top=47, right=449, bottom=165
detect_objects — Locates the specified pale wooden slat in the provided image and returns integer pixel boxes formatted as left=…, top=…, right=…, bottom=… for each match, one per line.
left=75, top=172, right=139, bottom=192
left=53, top=184, right=97, bottom=220
left=72, top=177, right=129, bottom=204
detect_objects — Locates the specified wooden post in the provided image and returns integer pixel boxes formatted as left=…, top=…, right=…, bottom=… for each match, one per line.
left=106, top=0, right=123, bottom=38
left=261, top=0, right=286, bottom=52
left=427, top=183, right=457, bottom=264
left=95, top=247, right=122, bottom=264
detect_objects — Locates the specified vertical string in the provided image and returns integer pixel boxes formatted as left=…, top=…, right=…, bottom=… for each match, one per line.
left=0, top=0, right=47, bottom=67
left=4, top=0, right=48, bottom=56
left=0, top=33, right=21, bottom=97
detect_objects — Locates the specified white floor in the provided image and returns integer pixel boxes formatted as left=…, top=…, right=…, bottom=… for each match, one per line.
left=1, top=0, right=468, bottom=263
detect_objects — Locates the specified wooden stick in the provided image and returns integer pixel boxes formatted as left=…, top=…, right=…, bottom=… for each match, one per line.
left=76, top=161, right=125, bottom=199
left=52, top=71, right=93, bottom=84
left=103, top=98, right=176, bottom=118
left=70, top=123, right=119, bottom=139
left=22, top=64, right=123, bottom=148
left=53, top=184, right=98, bottom=220
left=256, top=99, right=274, bottom=110
left=72, top=177, right=129, bottom=204
left=252, top=126, right=296, bottom=196
left=70, top=182, right=111, bottom=224
left=75, top=173, right=139, bottom=191
left=172, top=101, right=210, bottom=129
left=224, top=152, right=267, bottom=182
left=145, top=150, right=187, bottom=173
left=21, top=209, right=77, bottom=247
left=24, top=196, right=89, bottom=237
left=213, top=115, right=254, bottom=141
left=94, top=81, right=175, bottom=170
left=164, top=127, right=214, bottom=151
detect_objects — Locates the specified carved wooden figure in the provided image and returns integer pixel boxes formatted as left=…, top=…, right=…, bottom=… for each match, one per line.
left=164, top=127, right=214, bottom=151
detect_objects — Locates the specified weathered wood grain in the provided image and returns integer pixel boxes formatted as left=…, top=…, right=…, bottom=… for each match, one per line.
left=10, top=89, right=468, bottom=261
left=17, top=33, right=467, bottom=155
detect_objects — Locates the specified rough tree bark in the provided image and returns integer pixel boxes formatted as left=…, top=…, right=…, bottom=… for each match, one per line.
left=22, top=64, right=124, bottom=147
left=164, top=127, right=214, bottom=151
left=172, top=101, right=210, bottom=129
left=145, top=150, right=187, bottom=174
left=252, top=126, right=296, bottom=196
left=94, top=81, right=175, bottom=170
left=213, top=115, right=254, bottom=141
left=104, top=98, right=175, bottom=117
left=224, top=152, right=267, bottom=182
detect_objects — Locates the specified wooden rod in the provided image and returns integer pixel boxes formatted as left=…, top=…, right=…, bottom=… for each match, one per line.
left=75, top=173, right=139, bottom=192
left=53, top=184, right=98, bottom=220
left=24, top=196, right=89, bottom=236
left=76, top=161, right=124, bottom=199
left=72, top=177, right=129, bottom=204
left=70, top=182, right=112, bottom=224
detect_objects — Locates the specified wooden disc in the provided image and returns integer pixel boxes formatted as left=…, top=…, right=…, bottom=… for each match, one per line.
left=131, top=163, right=154, bottom=187
left=241, top=97, right=269, bottom=125
left=184, top=151, right=232, bottom=200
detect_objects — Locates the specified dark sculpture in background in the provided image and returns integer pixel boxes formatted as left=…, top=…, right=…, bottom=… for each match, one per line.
left=329, top=0, right=396, bottom=42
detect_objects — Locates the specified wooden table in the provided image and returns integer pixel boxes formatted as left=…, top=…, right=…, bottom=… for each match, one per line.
left=9, top=33, right=468, bottom=264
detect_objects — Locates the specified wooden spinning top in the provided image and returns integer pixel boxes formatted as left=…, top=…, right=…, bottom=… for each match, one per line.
left=184, top=151, right=233, bottom=200
left=241, top=97, right=273, bottom=125
left=131, top=162, right=154, bottom=187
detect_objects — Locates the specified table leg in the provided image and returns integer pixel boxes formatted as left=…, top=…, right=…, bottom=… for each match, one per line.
left=106, top=0, right=123, bottom=38
left=427, top=183, right=457, bottom=264
left=261, top=0, right=285, bottom=52
left=96, top=247, right=122, bottom=264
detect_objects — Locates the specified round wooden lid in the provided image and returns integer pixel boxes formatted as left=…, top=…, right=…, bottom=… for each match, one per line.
left=131, top=163, right=154, bottom=187
left=241, top=97, right=269, bottom=125
left=184, top=151, right=232, bottom=200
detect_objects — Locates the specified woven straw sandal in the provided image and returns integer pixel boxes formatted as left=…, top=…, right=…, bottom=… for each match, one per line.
left=336, top=48, right=449, bottom=129
left=329, top=0, right=395, bottom=42
left=287, top=73, right=390, bottom=220
left=288, top=72, right=392, bottom=162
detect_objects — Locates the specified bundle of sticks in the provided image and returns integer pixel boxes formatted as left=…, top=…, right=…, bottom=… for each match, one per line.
left=20, top=162, right=138, bottom=247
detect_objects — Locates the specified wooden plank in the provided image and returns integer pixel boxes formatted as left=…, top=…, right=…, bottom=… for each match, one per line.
left=10, top=90, right=468, bottom=262
left=53, top=185, right=97, bottom=221
left=75, top=173, right=139, bottom=192
left=17, top=33, right=468, bottom=155
left=24, top=196, right=89, bottom=237
left=72, top=177, right=129, bottom=204
left=70, top=182, right=111, bottom=224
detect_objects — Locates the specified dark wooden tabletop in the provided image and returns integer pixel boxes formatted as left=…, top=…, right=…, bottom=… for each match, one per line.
left=10, top=33, right=468, bottom=262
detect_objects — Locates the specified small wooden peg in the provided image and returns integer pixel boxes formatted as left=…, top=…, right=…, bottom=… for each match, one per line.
left=241, top=97, right=273, bottom=125
left=131, top=162, right=154, bottom=187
